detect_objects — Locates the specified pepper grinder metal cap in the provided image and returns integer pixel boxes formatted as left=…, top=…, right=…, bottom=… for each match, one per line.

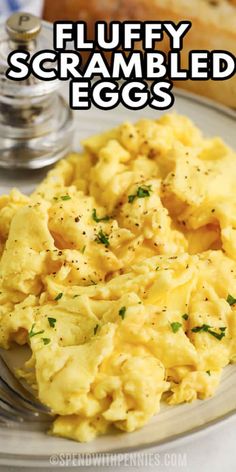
left=0, top=12, right=74, bottom=170
left=6, top=12, right=42, bottom=44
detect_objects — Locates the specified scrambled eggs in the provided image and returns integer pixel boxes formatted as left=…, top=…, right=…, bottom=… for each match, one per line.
left=0, top=114, right=236, bottom=442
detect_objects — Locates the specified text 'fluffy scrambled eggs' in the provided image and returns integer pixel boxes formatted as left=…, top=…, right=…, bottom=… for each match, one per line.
left=0, top=114, right=236, bottom=442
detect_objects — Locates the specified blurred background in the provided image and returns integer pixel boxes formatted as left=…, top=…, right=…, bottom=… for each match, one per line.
left=0, top=0, right=235, bottom=107
left=0, top=0, right=43, bottom=20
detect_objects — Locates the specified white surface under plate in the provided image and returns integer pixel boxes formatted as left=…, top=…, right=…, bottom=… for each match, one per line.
left=0, top=89, right=236, bottom=467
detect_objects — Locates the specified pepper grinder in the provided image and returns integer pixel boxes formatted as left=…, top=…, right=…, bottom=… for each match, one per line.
left=0, top=12, right=74, bottom=170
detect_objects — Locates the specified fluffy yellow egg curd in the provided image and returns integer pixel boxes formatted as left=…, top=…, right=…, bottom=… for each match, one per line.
left=0, top=114, right=236, bottom=442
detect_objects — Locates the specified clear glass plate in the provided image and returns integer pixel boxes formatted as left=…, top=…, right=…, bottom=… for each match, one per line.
left=0, top=86, right=236, bottom=467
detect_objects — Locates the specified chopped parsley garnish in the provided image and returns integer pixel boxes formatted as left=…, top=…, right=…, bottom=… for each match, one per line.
left=191, top=324, right=226, bottom=340
left=81, top=245, right=86, bottom=254
left=94, top=324, right=99, bottom=335
left=95, top=230, right=110, bottom=247
left=48, top=317, right=57, bottom=328
left=42, top=338, right=51, bottom=345
left=156, top=266, right=160, bottom=271
left=90, top=279, right=97, bottom=285
left=92, top=209, right=110, bottom=223
left=29, top=323, right=44, bottom=338
left=206, top=370, right=211, bottom=376
left=182, top=314, right=189, bottom=321
left=227, top=294, right=236, bottom=306
left=128, top=185, right=152, bottom=203
left=119, top=306, right=126, bottom=320
left=191, top=324, right=210, bottom=333
left=128, top=194, right=136, bottom=204
left=54, top=292, right=63, bottom=301
left=61, top=195, right=71, bottom=201
left=170, top=322, right=182, bottom=333
left=73, top=294, right=79, bottom=298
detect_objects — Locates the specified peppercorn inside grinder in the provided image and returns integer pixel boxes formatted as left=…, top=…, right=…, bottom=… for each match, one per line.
left=0, top=12, right=73, bottom=169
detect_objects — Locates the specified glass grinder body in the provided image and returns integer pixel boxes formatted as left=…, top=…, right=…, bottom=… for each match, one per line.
left=0, top=12, right=74, bottom=170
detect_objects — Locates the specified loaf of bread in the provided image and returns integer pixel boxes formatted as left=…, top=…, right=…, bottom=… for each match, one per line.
left=44, top=0, right=236, bottom=108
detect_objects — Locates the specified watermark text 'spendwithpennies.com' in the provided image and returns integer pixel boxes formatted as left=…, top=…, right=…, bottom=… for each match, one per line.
left=49, top=452, right=188, bottom=468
